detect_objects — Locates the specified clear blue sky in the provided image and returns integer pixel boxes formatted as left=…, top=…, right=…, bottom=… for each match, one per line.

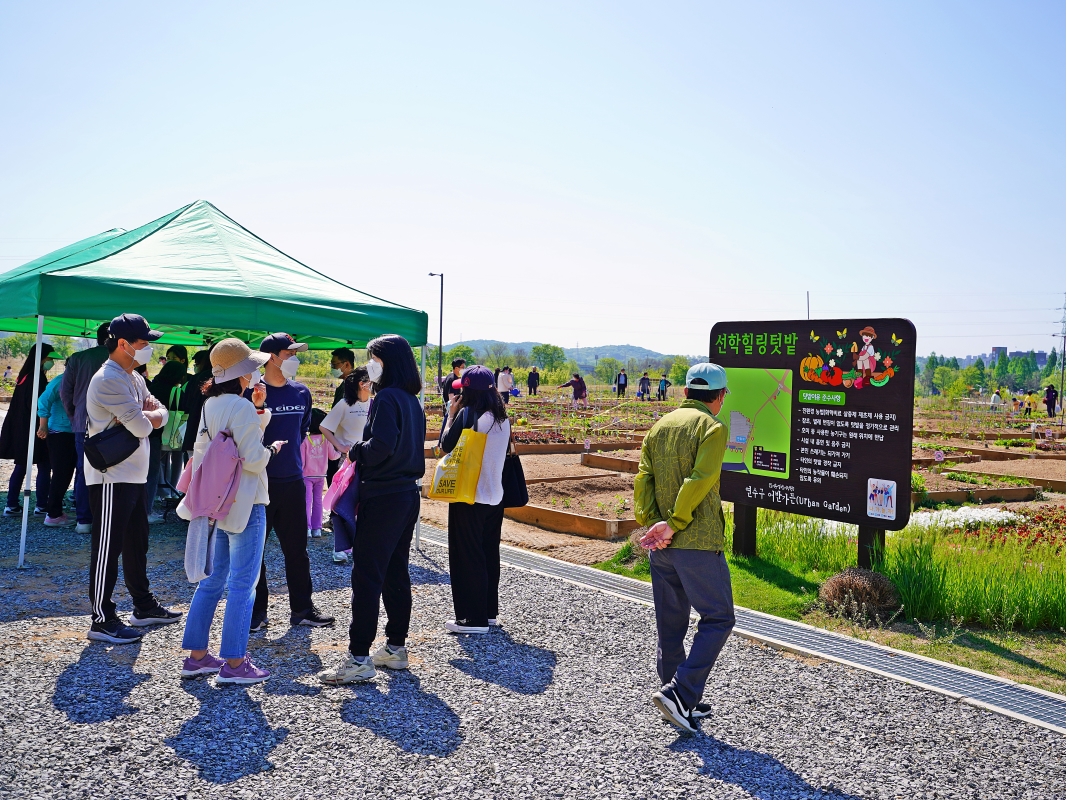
left=1, top=2, right=1063, bottom=358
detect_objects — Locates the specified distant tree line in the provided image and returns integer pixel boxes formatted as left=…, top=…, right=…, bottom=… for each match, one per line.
left=917, top=348, right=1061, bottom=397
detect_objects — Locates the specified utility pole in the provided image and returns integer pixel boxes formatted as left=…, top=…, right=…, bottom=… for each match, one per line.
left=428, top=273, right=444, bottom=391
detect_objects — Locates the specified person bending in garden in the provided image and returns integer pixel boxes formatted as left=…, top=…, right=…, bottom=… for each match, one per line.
left=635, top=362, right=734, bottom=735
left=558, top=373, right=588, bottom=410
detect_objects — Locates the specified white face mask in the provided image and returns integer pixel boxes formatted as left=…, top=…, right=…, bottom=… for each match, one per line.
left=126, top=342, right=154, bottom=365
left=365, top=359, right=383, bottom=383
left=248, top=370, right=262, bottom=387
left=279, top=355, right=300, bottom=380
left=330, top=368, right=344, bottom=378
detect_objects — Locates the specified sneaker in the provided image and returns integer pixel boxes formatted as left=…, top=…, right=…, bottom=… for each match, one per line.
left=87, top=618, right=143, bottom=645
left=318, top=653, right=376, bottom=685
left=692, top=702, right=712, bottom=719
left=43, top=514, right=76, bottom=527
left=75, top=522, right=92, bottom=534
left=488, top=617, right=502, bottom=628
left=2, top=506, right=21, bottom=517
left=291, top=606, right=335, bottom=627
left=32, top=506, right=46, bottom=516
left=130, top=604, right=183, bottom=627
left=181, top=652, right=225, bottom=678
left=249, top=613, right=268, bottom=633
left=310, top=528, right=323, bottom=538
left=332, top=551, right=349, bottom=564
left=147, top=512, right=164, bottom=525
left=216, top=656, right=270, bottom=685
left=445, top=619, right=490, bottom=634
left=371, top=643, right=409, bottom=670
left=652, top=686, right=697, bottom=734
left=307, top=528, right=312, bottom=539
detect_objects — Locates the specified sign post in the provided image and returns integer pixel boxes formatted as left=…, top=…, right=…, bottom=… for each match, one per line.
left=710, top=318, right=916, bottom=566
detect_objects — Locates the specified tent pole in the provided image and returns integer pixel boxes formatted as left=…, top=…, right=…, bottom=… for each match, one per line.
left=416, top=344, right=426, bottom=550
left=18, top=315, right=45, bottom=569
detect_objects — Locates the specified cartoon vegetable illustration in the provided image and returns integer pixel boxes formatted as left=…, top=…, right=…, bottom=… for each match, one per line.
left=800, top=354, right=824, bottom=382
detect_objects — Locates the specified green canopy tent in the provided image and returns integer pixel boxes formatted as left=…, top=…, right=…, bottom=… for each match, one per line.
left=0, top=199, right=428, bottom=566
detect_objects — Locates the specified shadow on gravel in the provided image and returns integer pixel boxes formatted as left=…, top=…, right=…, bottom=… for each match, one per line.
left=450, top=630, right=556, bottom=695
left=165, top=681, right=290, bottom=783
left=670, top=735, right=863, bottom=800
left=340, top=672, right=461, bottom=756
left=52, top=642, right=150, bottom=723
left=410, top=550, right=450, bottom=585
left=260, top=625, right=323, bottom=698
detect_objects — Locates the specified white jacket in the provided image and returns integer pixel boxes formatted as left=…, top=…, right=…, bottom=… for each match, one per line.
left=177, top=394, right=272, bottom=533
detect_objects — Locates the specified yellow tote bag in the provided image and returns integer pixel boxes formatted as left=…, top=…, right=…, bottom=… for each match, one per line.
left=428, top=413, right=487, bottom=504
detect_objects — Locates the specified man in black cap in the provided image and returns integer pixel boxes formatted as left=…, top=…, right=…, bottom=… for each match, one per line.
left=248, top=333, right=334, bottom=631
left=84, top=314, right=182, bottom=644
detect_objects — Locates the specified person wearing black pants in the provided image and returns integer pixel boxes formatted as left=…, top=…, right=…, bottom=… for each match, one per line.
left=247, top=332, right=332, bottom=631
left=447, top=501, right=505, bottom=627
left=252, top=477, right=316, bottom=623
left=43, top=432, right=76, bottom=521
left=88, top=483, right=156, bottom=624
left=319, top=334, right=426, bottom=685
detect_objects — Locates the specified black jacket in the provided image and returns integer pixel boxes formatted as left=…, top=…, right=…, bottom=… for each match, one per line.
left=0, top=372, right=49, bottom=465
left=527, top=371, right=540, bottom=388
left=350, top=388, right=426, bottom=499
left=180, top=368, right=212, bottom=452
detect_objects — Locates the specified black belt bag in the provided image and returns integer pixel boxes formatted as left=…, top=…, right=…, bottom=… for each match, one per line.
left=84, top=420, right=141, bottom=472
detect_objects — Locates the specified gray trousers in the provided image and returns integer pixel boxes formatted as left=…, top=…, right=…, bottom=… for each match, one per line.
left=650, top=547, right=735, bottom=710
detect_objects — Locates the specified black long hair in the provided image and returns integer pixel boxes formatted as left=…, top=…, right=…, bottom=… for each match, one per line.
left=342, top=365, right=370, bottom=406
left=458, top=383, right=508, bottom=425
left=366, top=334, right=421, bottom=395
left=202, top=377, right=244, bottom=398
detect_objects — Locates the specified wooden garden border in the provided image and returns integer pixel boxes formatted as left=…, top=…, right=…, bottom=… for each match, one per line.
left=503, top=504, right=639, bottom=541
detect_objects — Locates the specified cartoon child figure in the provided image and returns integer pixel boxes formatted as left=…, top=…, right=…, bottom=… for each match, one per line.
left=855, top=326, right=878, bottom=379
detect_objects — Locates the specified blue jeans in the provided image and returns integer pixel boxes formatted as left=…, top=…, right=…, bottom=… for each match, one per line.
left=6, top=462, right=50, bottom=511
left=181, top=505, right=267, bottom=660
left=74, top=433, right=90, bottom=524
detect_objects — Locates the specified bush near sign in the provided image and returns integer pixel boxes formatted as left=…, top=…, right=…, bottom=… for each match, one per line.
left=710, top=317, right=917, bottom=532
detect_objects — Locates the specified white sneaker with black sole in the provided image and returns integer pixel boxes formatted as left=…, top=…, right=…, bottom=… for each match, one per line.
left=652, top=686, right=697, bottom=734
left=445, top=619, right=490, bottom=634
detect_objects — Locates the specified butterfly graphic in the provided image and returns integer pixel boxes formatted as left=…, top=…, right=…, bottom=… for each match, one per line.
left=809, top=330, right=820, bottom=342
left=836, top=328, right=847, bottom=339
left=891, top=333, right=903, bottom=345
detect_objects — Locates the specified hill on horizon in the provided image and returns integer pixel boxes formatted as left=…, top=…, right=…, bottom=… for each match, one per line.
left=442, top=340, right=703, bottom=369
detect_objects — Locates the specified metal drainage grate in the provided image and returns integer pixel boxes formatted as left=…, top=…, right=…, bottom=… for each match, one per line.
left=416, top=524, right=1066, bottom=734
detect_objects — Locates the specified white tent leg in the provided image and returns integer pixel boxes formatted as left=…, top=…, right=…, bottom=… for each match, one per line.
left=416, top=344, right=426, bottom=550
left=17, top=315, right=45, bottom=569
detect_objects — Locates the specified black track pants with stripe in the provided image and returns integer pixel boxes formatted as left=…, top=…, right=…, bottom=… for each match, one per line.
left=88, top=482, right=155, bottom=624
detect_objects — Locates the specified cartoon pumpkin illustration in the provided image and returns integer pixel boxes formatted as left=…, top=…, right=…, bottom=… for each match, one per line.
left=800, top=354, right=823, bottom=382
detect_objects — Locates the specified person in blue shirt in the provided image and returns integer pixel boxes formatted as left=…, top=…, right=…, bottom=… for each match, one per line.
left=247, top=333, right=334, bottom=632
left=37, top=359, right=78, bottom=527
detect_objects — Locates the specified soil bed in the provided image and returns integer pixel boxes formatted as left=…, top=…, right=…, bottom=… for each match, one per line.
left=916, top=469, right=1035, bottom=493
left=526, top=475, right=636, bottom=520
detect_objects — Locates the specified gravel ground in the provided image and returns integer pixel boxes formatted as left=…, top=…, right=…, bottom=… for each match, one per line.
left=0, top=514, right=1063, bottom=799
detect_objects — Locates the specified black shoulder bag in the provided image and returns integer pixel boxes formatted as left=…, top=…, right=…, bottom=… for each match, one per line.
left=500, top=419, right=528, bottom=508
left=84, top=418, right=141, bottom=472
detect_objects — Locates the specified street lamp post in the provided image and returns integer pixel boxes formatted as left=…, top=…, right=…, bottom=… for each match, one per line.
left=429, top=272, right=444, bottom=392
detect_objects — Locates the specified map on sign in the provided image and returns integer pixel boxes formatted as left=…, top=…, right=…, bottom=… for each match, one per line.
left=719, top=367, right=792, bottom=478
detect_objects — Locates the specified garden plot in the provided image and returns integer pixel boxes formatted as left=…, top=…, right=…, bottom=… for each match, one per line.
left=526, top=475, right=636, bottom=520
left=952, top=459, right=1067, bottom=493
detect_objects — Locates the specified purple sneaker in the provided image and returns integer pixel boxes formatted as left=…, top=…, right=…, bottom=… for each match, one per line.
left=216, top=656, right=270, bottom=685
left=181, top=652, right=225, bottom=678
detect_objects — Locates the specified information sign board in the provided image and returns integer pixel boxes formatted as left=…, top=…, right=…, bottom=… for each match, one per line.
left=710, top=318, right=916, bottom=530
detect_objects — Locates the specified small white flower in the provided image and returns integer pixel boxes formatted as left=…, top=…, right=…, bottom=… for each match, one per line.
left=836, top=348, right=843, bottom=358
left=829, top=359, right=836, bottom=368
left=874, top=351, right=882, bottom=360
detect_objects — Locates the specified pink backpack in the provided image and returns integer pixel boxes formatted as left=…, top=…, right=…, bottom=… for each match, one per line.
left=177, top=430, right=244, bottom=521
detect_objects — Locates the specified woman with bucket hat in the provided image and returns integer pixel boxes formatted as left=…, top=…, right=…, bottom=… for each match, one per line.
left=177, top=338, right=287, bottom=684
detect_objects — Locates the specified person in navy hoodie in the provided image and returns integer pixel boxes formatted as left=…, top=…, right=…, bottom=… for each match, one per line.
left=319, top=334, right=426, bottom=685
left=248, top=333, right=334, bottom=631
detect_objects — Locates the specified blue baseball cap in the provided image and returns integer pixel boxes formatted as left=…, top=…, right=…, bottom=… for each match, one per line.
left=452, top=364, right=495, bottom=391
left=108, top=313, right=163, bottom=343
left=685, top=362, right=728, bottom=392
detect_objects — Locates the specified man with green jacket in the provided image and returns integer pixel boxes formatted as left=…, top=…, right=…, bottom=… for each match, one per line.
left=635, top=362, right=734, bottom=734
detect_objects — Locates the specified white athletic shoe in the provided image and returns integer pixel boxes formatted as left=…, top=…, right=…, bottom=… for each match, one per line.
left=445, top=620, right=490, bottom=634
left=318, top=653, right=376, bottom=685
left=370, top=644, right=409, bottom=670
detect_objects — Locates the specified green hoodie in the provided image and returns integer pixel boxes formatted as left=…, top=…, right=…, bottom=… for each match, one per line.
left=634, top=399, right=727, bottom=551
